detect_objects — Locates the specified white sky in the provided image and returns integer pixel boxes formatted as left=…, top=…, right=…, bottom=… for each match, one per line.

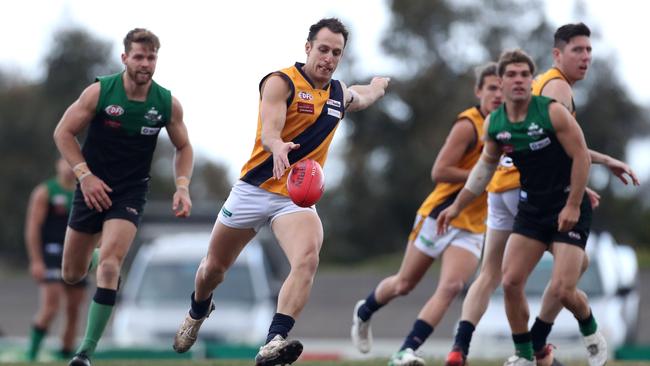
left=1, top=0, right=648, bottom=181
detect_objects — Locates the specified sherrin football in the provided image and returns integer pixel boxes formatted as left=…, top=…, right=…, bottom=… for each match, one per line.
left=287, top=159, right=325, bottom=207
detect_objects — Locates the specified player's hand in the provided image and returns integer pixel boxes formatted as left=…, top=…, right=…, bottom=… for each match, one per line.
left=370, top=77, right=390, bottom=95
left=605, top=157, right=640, bottom=186
left=271, top=141, right=300, bottom=180
left=436, top=204, right=460, bottom=235
left=80, top=175, right=113, bottom=212
left=29, top=261, right=45, bottom=281
left=557, top=203, right=580, bottom=232
left=585, top=187, right=601, bottom=209
left=172, top=188, right=192, bottom=218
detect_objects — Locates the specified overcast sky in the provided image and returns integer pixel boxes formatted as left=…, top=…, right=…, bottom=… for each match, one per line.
left=1, top=0, right=648, bottom=182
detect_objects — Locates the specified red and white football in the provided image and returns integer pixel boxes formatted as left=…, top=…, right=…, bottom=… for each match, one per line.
left=287, top=159, right=325, bottom=207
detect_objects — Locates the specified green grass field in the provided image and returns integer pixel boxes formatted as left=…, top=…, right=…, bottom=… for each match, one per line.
left=3, top=361, right=650, bottom=366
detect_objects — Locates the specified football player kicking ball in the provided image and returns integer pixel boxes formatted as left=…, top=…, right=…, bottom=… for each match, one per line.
left=438, top=49, right=605, bottom=366
left=172, top=18, right=389, bottom=366
left=350, top=62, right=502, bottom=366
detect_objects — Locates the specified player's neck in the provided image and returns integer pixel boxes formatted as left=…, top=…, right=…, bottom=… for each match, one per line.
left=505, top=98, right=530, bottom=123
left=553, top=65, right=577, bottom=86
left=122, top=73, right=152, bottom=101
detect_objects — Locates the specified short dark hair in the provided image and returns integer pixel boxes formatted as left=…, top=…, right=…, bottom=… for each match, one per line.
left=475, top=62, right=498, bottom=90
left=554, top=23, right=591, bottom=49
left=124, top=28, right=160, bottom=53
left=497, top=49, right=536, bottom=77
left=307, top=18, right=349, bottom=46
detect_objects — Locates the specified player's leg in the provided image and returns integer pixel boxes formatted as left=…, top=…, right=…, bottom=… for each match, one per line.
left=61, top=283, right=86, bottom=359
left=502, top=233, right=546, bottom=364
left=401, top=245, right=479, bottom=353
left=72, top=218, right=136, bottom=364
left=352, top=216, right=434, bottom=353
left=447, top=189, right=518, bottom=364
left=61, top=228, right=100, bottom=285
left=27, top=282, right=63, bottom=361
left=252, top=210, right=321, bottom=366
left=173, top=220, right=255, bottom=353
left=549, top=241, right=606, bottom=366
left=532, top=246, right=589, bottom=364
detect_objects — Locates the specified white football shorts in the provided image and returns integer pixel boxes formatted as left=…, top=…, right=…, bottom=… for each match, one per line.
left=217, top=180, right=316, bottom=232
left=411, top=215, right=484, bottom=259
left=486, top=188, right=520, bottom=231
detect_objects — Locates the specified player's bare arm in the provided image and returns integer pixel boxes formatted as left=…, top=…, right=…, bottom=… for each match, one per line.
left=166, top=96, right=194, bottom=218
left=431, top=118, right=477, bottom=183
left=343, top=77, right=390, bottom=112
left=260, top=74, right=299, bottom=180
left=543, top=79, right=639, bottom=186
left=53, top=83, right=113, bottom=212
left=24, top=184, right=48, bottom=281
left=542, top=78, right=574, bottom=112
left=549, top=102, right=591, bottom=232
left=436, top=117, right=500, bottom=234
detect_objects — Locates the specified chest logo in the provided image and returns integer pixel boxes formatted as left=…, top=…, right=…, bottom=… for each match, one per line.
left=144, top=107, right=163, bottom=125
left=297, top=102, right=314, bottom=114
left=527, top=122, right=545, bottom=137
left=496, top=131, right=511, bottom=141
left=326, top=99, right=341, bottom=108
left=529, top=137, right=551, bottom=151
left=298, top=91, right=313, bottom=101
left=327, top=108, right=341, bottom=119
left=141, top=126, right=160, bottom=135
left=105, top=105, right=124, bottom=117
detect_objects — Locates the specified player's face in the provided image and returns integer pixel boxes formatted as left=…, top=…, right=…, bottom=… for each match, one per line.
left=476, top=75, right=502, bottom=114
left=501, top=63, right=533, bottom=103
left=304, top=28, right=345, bottom=87
left=122, top=42, right=157, bottom=86
left=556, top=35, right=592, bottom=82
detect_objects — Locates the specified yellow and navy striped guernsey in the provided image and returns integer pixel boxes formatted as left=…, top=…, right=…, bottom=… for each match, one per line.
left=240, top=63, right=346, bottom=196
left=415, top=107, right=488, bottom=234
left=487, top=67, right=575, bottom=194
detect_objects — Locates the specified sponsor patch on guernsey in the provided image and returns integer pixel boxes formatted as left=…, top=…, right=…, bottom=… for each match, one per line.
left=297, top=102, right=314, bottom=114
left=327, top=108, right=341, bottom=119
left=141, top=126, right=160, bottom=135
left=529, top=137, right=551, bottom=151
left=326, top=99, right=341, bottom=108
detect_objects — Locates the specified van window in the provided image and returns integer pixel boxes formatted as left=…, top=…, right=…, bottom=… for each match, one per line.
left=135, top=262, right=256, bottom=306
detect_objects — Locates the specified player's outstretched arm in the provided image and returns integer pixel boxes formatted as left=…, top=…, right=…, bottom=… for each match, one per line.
left=167, top=96, right=194, bottom=218
left=343, top=77, right=390, bottom=112
left=260, top=74, right=299, bottom=180
left=53, top=83, right=113, bottom=212
left=587, top=149, right=639, bottom=186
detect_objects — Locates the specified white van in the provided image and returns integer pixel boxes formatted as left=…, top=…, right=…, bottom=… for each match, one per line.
left=111, top=232, right=275, bottom=347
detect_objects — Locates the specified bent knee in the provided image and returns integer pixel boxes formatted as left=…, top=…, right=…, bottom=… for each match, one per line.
left=292, top=251, right=320, bottom=276
left=62, top=268, right=86, bottom=285
left=436, top=280, right=465, bottom=299
left=395, top=277, right=418, bottom=296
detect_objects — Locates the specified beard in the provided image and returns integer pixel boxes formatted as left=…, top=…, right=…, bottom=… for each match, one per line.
left=126, top=68, right=152, bottom=85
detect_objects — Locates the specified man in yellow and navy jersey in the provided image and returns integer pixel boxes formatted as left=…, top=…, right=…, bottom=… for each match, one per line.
left=350, top=62, right=502, bottom=366
left=173, top=18, right=389, bottom=366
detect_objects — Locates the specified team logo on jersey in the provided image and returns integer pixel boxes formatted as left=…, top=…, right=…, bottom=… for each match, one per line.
left=326, top=99, right=341, bottom=108
left=498, top=155, right=514, bottom=168
left=141, top=126, right=160, bottom=135
left=327, top=108, right=341, bottom=119
left=496, top=131, right=512, bottom=141
left=125, top=207, right=139, bottom=216
left=104, top=120, right=121, bottom=128
left=144, top=107, right=162, bottom=124
left=529, top=137, right=551, bottom=151
left=105, top=105, right=124, bottom=116
left=297, top=102, right=314, bottom=114
left=298, top=91, right=313, bottom=101
left=527, top=122, right=545, bottom=137
left=52, top=194, right=68, bottom=215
